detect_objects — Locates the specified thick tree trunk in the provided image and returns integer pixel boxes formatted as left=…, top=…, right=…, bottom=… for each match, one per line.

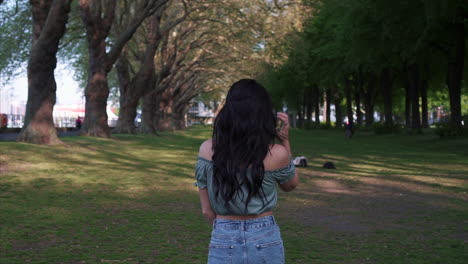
left=345, top=77, right=353, bottom=126
left=380, top=67, right=393, bottom=127
left=79, top=0, right=164, bottom=137
left=355, top=72, right=363, bottom=126
left=333, top=86, right=343, bottom=128
left=140, top=90, right=159, bottom=134
left=404, top=68, right=411, bottom=128
left=173, top=107, right=188, bottom=130
left=325, top=88, right=331, bottom=126
left=407, top=63, right=421, bottom=129
left=114, top=13, right=163, bottom=134
left=17, top=0, right=73, bottom=145
left=420, top=79, right=429, bottom=128
left=314, top=87, right=320, bottom=125
left=305, top=88, right=312, bottom=122
left=154, top=88, right=174, bottom=131
left=447, top=22, right=465, bottom=129
left=114, top=53, right=137, bottom=134
left=363, top=73, right=377, bottom=127
left=297, top=94, right=304, bottom=128
left=82, top=70, right=111, bottom=137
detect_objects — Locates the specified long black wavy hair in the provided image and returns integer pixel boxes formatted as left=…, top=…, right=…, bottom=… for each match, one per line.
left=212, top=79, right=279, bottom=212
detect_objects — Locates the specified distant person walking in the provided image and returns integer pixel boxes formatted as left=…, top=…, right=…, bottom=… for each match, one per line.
left=195, top=79, right=298, bottom=264
left=345, top=121, right=354, bottom=139
left=75, top=116, right=82, bottom=130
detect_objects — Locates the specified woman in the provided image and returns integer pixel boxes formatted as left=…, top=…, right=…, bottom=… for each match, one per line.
left=195, top=79, right=299, bottom=264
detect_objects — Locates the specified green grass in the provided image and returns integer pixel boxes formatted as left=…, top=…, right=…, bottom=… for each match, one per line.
left=0, top=126, right=467, bottom=263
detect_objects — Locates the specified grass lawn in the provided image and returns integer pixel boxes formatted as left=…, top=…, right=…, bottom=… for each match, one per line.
left=0, top=126, right=467, bottom=263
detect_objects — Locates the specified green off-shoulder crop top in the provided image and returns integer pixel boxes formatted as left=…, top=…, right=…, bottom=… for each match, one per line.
left=194, top=156, right=296, bottom=216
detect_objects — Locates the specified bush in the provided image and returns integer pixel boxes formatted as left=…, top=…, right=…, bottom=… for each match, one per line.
left=434, top=122, right=468, bottom=138
left=373, top=123, right=403, bottom=134
left=303, top=121, right=333, bottom=129
left=320, top=122, right=332, bottom=129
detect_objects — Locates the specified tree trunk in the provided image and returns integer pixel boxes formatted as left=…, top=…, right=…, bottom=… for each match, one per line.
left=156, top=110, right=173, bottom=131
left=314, top=87, right=320, bottom=125
left=140, top=90, right=159, bottom=134
left=407, top=63, right=421, bottom=129
left=17, top=0, right=73, bottom=145
left=404, top=68, right=411, bottom=128
left=420, top=79, right=429, bottom=128
left=114, top=53, right=137, bottom=134
left=380, top=67, right=393, bottom=127
left=447, top=22, right=464, bottom=129
left=173, top=106, right=188, bottom=130
left=355, top=72, right=363, bottom=126
left=297, top=96, right=304, bottom=128
left=289, top=112, right=297, bottom=128
left=81, top=66, right=111, bottom=137
left=325, top=88, right=331, bottom=126
left=114, top=12, right=163, bottom=134
left=155, top=89, right=174, bottom=131
left=364, top=73, right=377, bottom=127
left=79, top=0, right=164, bottom=137
left=305, top=88, right=312, bottom=122
left=333, top=86, right=343, bottom=128
left=345, top=77, right=353, bottom=126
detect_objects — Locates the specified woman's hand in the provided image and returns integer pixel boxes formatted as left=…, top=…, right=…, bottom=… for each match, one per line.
left=276, top=112, right=290, bottom=142
left=203, top=209, right=216, bottom=225
left=276, top=112, right=292, bottom=157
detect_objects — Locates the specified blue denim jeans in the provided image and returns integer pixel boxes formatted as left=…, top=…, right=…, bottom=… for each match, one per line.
left=208, top=215, right=285, bottom=264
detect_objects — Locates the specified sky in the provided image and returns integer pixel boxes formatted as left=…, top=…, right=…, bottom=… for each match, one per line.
left=0, top=63, right=83, bottom=114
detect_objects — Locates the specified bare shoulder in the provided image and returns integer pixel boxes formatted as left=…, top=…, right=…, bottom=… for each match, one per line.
left=198, top=139, right=213, bottom=160
left=264, top=144, right=291, bottom=171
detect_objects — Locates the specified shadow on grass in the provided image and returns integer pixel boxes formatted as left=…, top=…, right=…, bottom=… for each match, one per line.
left=1, top=126, right=467, bottom=263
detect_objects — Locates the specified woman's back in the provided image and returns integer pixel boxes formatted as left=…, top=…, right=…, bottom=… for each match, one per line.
left=195, top=79, right=298, bottom=264
left=196, top=140, right=297, bottom=216
left=198, top=139, right=291, bottom=171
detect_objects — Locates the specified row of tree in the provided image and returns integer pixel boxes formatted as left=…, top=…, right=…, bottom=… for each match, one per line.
left=259, top=0, right=467, bottom=131
left=0, top=0, right=303, bottom=144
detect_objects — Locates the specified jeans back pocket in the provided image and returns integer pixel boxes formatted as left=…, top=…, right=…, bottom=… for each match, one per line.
left=256, top=240, right=285, bottom=264
left=208, top=244, right=234, bottom=264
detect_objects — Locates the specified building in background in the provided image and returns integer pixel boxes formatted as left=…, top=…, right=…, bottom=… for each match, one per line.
left=188, top=101, right=215, bottom=126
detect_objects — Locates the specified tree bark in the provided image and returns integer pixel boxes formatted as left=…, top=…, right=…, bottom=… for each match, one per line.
left=173, top=106, right=188, bottom=130
left=325, top=88, right=331, bottom=127
left=364, top=73, right=377, bottom=127
left=314, top=87, right=320, bottom=125
left=404, top=67, right=411, bottom=128
left=420, top=78, right=429, bottom=128
left=305, top=87, right=312, bottom=122
left=355, top=71, right=363, bottom=126
left=344, top=77, right=353, bottom=126
left=17, top=0, right=73, bottom=145
left=447, top=22, right=464, bottom=129
left=380, top=67, right=393, bottom=127
left=114, top=10, right=167, bottom=134
left=79, top=0, right=166, bottom=137
left=155, top=89, right=174, bottom=131
left=140, top=89, right=159, bottom=134
left=297, top=93, right=304, bottom=128
left=407, top=63, right=421, bottom=129
left=333, top=86, right=343, bottom=128
left=113, top=52, right=135, bottom=134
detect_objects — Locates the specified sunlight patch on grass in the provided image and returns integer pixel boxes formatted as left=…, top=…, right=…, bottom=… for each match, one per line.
left=1, top=127, right=467, bottom=263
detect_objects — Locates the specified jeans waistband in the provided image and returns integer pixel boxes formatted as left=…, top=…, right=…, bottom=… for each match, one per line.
left=213, top=215, right=277, bottom=230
